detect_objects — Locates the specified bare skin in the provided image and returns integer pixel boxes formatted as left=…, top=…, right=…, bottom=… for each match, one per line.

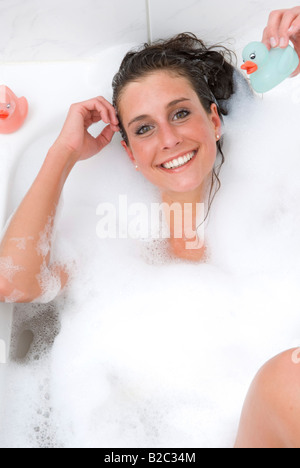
left=235, top=349, right=300, bottom=448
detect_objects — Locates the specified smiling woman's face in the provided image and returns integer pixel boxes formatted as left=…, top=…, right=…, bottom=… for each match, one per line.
left=119, top=70, right=222, bottom=199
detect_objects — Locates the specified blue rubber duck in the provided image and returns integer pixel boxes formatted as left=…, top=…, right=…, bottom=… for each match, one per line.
left=241, top=41, right=299, bottom=93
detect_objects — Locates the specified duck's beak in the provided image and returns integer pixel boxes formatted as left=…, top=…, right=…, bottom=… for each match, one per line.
left=241, top=61, right=258, bottom=74
left=0, top=110, right=9, bottom=119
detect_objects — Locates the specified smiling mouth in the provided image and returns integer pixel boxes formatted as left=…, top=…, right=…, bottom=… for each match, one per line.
left=159, top=150, right=197, bottom=171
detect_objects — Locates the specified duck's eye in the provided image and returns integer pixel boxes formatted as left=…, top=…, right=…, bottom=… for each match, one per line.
left=250, top=53, right=256, bottom=60
left=6, top=103, right=11, bottom=109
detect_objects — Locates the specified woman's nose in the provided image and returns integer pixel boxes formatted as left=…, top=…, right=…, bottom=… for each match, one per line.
left=159, top=124, right=183, bottom=151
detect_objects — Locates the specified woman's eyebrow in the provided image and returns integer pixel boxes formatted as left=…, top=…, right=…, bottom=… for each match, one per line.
left=128, top=98, right=191, bottom=127
left=167, top=98, right=191, bottom=109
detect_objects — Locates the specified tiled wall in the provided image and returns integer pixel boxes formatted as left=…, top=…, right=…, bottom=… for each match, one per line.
left=0, top=0, right=296, bottom=62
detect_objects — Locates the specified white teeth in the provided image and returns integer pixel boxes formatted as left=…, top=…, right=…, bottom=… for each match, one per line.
left=162, top=151, right=196, bottom=170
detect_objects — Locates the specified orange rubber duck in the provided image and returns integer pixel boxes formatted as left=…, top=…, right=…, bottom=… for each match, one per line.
left=0, top=85, right=28, bottom=134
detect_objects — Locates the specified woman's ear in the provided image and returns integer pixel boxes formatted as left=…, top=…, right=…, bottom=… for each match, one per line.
left=210, top=103, right=222, bottom=135
left=121, top=140, right=136, bottom=165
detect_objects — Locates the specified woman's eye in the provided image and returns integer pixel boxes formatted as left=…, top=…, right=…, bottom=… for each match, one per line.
left=173, top=110, right=190, bottom=121
left=136, top=125, right=153, bottom=135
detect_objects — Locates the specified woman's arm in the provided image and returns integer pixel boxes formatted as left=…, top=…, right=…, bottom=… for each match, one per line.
left=0, top=97, right=119, bottom=303
left=0, top=146, right=74, bottom=303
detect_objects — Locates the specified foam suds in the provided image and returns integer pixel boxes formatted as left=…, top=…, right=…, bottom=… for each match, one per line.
left=0, top=256, right=25, bottom=282
left=2, top=50, right=300, bottom=448
left=0, top=302, right=61, bottom=448
left=4, top=289, right=25, bottom=303
left=10, top=237, right=35, bottom=251
left=32, top=262, right=62, bottom=304
left=36, top=215, right=55, bottom=258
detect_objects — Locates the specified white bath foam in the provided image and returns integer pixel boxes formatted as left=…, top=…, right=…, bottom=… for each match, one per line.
left=208, top=90, right=300, bottom=276
left=48, top=253, right=300, bottom=448
left=32, top=262, right=62, bottom=305
left=36, top=215, right=55, bottom=258
left=0, top=358, right=56, bottom=448
left=0, top=256, right=25, bottom=283
left=0, top=302, right=61, bottom=448
left=9, top=237, right=35, bottom=251
left=4, top=289, right=25, bottom=303
left=49, top=262, right=240, bottom=448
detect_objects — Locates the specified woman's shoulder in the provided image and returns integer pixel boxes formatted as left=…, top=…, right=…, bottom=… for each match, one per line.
left=235, top=349, right=300, bottom=448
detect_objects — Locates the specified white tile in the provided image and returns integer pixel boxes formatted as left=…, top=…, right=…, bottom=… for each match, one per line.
left=0, top=0, right=149, bottom=61
left=148, top=0, right=297, bottom=53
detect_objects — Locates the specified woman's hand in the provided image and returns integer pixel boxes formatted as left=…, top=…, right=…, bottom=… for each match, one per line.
left=262, top=6, right=300, bottom=76
left=53, top=97, right=120, bottom=163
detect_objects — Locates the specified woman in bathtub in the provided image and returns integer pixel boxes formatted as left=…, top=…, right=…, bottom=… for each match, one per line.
left=0, top=33, right=234, bottom=302
left=1, top=4, right=300, bottom=448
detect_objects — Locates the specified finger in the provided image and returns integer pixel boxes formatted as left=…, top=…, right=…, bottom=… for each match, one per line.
left=94, top=102, right=111, bottom=125
left=91, top=113, right=119, bottom=132
left=96, top=96, right=119, bottom=126
left=96, top=124, right=115, bottom=150
left=91, top=100, right=119, bottom=130
left=262, top=27, right=272, bottom=49
left=74, top=98, right=113, bottom=125
left=263, top=9, right=285, bottom=48
left=109, top=123, right=120, bottom=132
left=85, top=110, right=120, bottom=134
left=73, top=97, right=119, bottom=131
left=278, top=11, right=299, bottom=47
left=288, top=19, right=300, bottom=39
